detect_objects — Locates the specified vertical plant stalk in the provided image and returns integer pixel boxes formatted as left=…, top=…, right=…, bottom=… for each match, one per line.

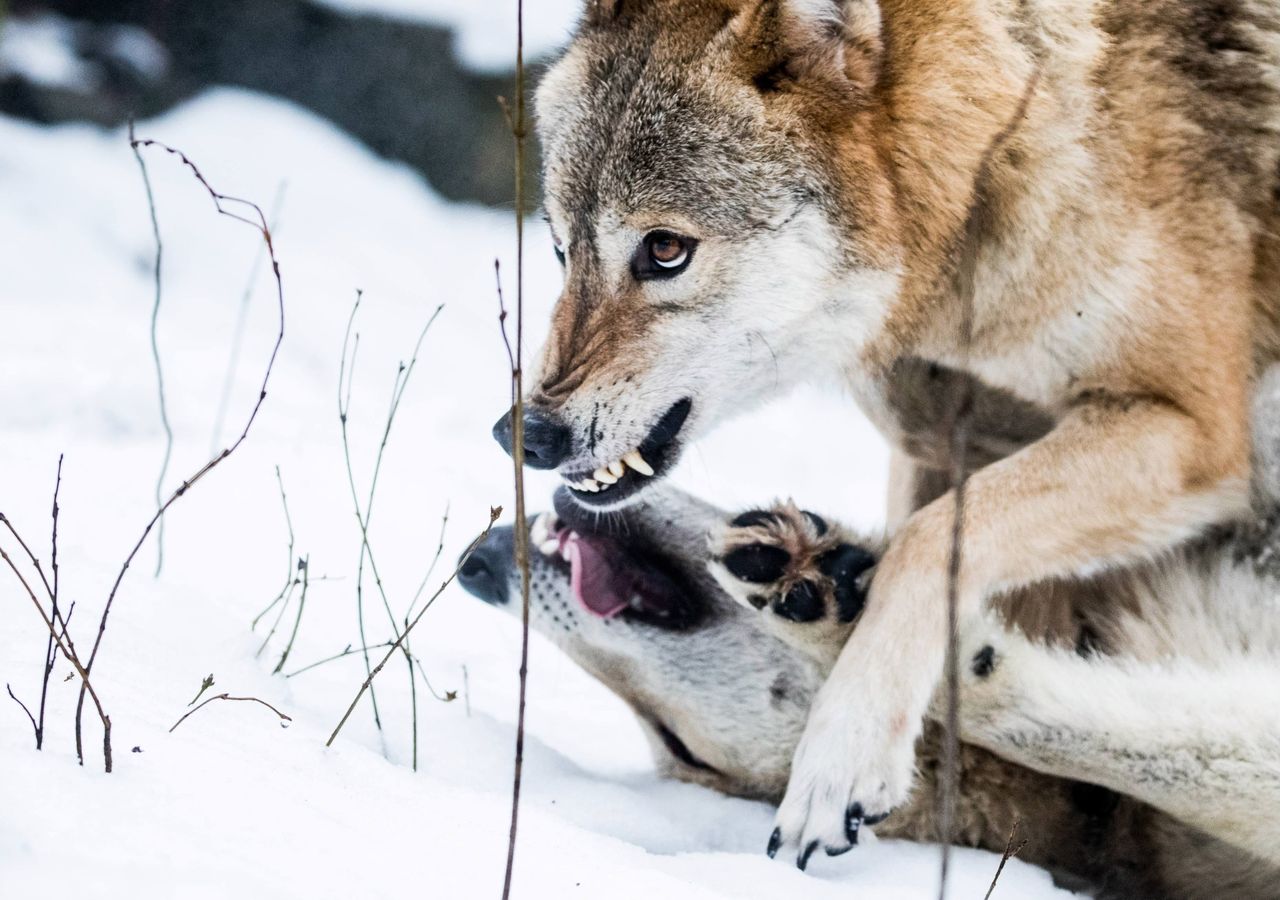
left=272, top=555, right=309, bottom=675
left=983, top=819, right=1028, bottom=900
left=501, top=1, right=533, bottom=893
left=74, top=133, right=287, bottom=771
left=337, top=293, right=445, bottom=754
left=211, top=181, right=288, bottom=455
left=130, top=121, right=174, bottom=578
left=936, top=68, right=1042, bottom=898
left=35, top=455, right=64, bottom=748
left=325, top=509, right=499, bottom=747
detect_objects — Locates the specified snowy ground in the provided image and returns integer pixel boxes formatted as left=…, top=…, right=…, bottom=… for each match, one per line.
left=0, top=41, right=1077, bottom=900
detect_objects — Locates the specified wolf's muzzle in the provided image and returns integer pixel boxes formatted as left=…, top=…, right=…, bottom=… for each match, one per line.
left=458, top=526, right=515, bottom=605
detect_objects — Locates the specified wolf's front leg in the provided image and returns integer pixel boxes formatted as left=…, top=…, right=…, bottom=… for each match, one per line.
left=769, top=396, right=1249, bottom=866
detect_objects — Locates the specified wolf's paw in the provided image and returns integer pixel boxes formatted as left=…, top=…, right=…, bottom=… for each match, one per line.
left=709, top=502, right=877, bottom=626
left=768, top=694, right=918, bottom=868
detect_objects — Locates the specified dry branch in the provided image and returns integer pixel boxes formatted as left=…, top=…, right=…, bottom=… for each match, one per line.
left=169, top=692, right=292, bottom=733
left=983, top=820, right=1029, bottom=900
left=325, top=507, right=500, bottom=748
left=0, top=530, right=113, bottom=770
left=500, top=1, right=534, bottom=893
left=129, top=120, right=173, bottom=578
left=336, top=293, right=446, bottom=759
left=936, top=68, right=1043, bottom=895
left=72, top=131, right=287, bottom=771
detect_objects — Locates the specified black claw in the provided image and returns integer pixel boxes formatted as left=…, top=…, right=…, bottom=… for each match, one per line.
left=864, top=812, right=890, bottom=826
left=733, top=509, right=779, bottom=529
left=845, top=803, right=864, bottom=844
left=797, top=839, right=820, bottom=871
left=775, top=580, right=824, bottom=622
left=971, top=645, right=997, bottom=678
left=803, top=511, right=829, bottom=535
left=767, top=828, right=782, bottom=859
left=825, top=842, right=854, bottom=858
left=723, top=544, right=791, bottom=583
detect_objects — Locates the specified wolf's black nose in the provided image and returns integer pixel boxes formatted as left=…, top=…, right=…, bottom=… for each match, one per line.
left=458, top=526, right=515, bottom=606
left=492, top=407, right=571, bottom=470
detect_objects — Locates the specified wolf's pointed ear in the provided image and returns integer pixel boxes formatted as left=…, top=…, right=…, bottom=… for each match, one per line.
left=735, top=0, right=883, bottom=94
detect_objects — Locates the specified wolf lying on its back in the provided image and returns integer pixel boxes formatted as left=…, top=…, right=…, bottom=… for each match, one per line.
left=494, top=0, right=1280, bottom=859
left=459, top=482, right=1280, bottom=898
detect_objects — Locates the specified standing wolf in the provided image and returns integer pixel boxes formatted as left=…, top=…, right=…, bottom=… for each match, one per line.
left=492, top=0, right=1280, bottom=864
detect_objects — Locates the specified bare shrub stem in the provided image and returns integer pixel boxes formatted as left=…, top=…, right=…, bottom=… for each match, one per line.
left=326, top=508, right=499, bottom=748
left=130, top=121, right=174, bottom=579
left=501, top=2, right=533, bottom=893
left=169, top=693, right=292, bottom=733
left=73, top=132, right=287, bottom=771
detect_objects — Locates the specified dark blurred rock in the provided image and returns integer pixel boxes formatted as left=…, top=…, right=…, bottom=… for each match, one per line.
left=3, top=0, right=543, bottom=208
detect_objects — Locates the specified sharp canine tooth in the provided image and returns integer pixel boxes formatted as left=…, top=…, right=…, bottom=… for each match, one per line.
left=539, top=538, right=560, bottom=555
left=594, top=466, right=618, bottom=484
left=623, top=450, right=655, bottom=477
left=531, top=514, right=549, bottom=547
left=582, top=479, right=600, bottom=492
left=608, top=460, right=625, bottom=478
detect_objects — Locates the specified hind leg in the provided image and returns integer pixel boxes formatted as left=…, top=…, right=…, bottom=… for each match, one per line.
left=956, top=625, right=1280, bottom=866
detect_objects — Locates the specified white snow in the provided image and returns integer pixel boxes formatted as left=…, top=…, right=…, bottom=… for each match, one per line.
left=0, top=13, right=97, bottom=90
left=0, top=90, right=1077, bottom=899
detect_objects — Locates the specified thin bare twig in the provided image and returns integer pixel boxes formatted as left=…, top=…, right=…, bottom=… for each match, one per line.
left=937, top=68, right=1043, bottom=896
left=74, top=133, right=287, bottom=771
left=129, top=120, right=174, bottom=579
left=211, top=181, right=288, bottom=455
left=284, top=641, right=392, bottom=678
left=406, top=505, right=451, bottom=621
left=187, top=674, right=216, bottom=707
left=337, top=294, right=445, bottom=755
left=501, top=2, right=533, bottom=892
left=7, top=684, right=39, bottom=745
left=983, top=820, right=1029, bottom=900
left=326, top=508, right=500, bottom=748
left=34, top=455, right=64, bottom=749
left=252, top=466, right=296, bottom=630
left=0, top=535, right=112, bottom=770
left=272, top=556, right=310, bottom=675
left=169, top=692, right=292, bottom=733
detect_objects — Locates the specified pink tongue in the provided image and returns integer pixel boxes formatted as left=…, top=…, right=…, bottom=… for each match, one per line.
left=562, top=533, right=629, bottom=618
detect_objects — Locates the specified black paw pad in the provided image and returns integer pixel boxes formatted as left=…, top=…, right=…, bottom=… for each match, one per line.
left=971, top=645, right=997, bottom=678
left=818, top=544, right=876, bottom=622
left=774, top=580, right=824, bottom=622
left=723, top=544, right=790, bottom=583
left=731, top=509, right=778, bottom=529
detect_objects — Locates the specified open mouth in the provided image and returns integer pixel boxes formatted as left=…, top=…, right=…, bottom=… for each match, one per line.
left=562, top=398, right=691, bottom=507
left=530, top=503, right=703, bottom=630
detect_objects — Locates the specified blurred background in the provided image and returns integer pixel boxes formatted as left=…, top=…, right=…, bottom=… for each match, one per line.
left=0, top=0, right=557, bottom=205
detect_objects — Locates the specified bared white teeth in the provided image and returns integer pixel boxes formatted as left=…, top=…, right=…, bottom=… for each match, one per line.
left=568, top=449, right=656, bottom=493
left=531, top=513, right=561, bottom=555
left=622, top=450, right=655, bottom=477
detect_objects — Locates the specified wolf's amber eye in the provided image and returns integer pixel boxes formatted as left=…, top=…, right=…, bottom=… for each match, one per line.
left=650, top=235, right=687, bottom=267
left=634, top=230, right=697, bottom=280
